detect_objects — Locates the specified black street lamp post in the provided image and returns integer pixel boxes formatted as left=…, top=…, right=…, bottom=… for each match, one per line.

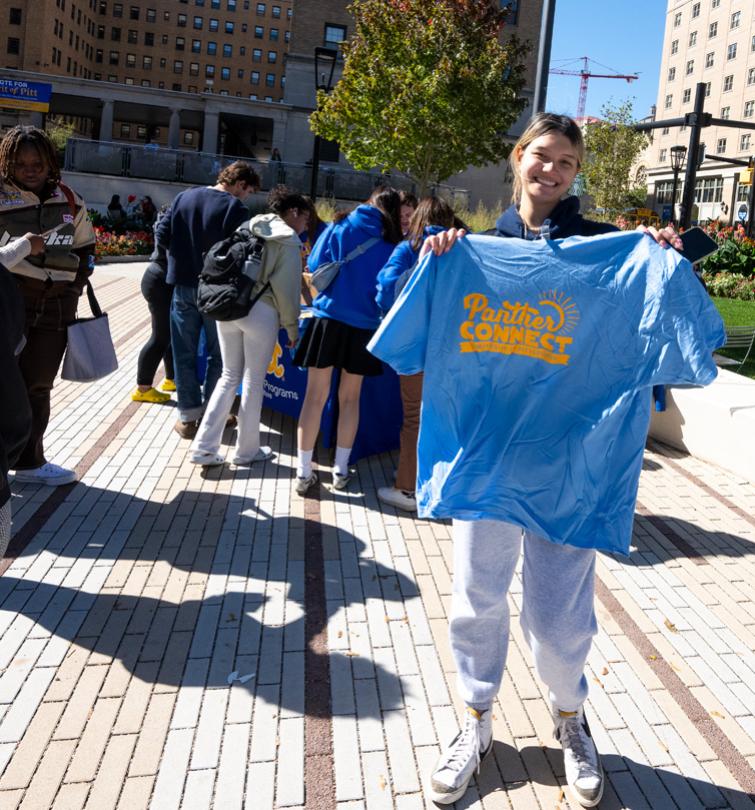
left=669, top=145, right=687, bottom=227
left=309, top=46, right=338, bottom=201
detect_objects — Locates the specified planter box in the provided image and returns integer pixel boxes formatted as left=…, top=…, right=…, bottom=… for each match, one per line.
left=649, top=367, right=755, bottom=483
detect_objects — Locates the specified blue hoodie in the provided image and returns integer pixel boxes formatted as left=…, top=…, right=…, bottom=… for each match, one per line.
left=493, top=195, right=618, bottom=241
left=376, top=225, right=447, bottom=313
left=309, top=204, right=397, bottom=329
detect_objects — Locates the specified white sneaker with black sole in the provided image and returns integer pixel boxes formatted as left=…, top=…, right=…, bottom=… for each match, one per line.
left=377, top=486, right=416, bottom=512
left=554, top=708, right=604, bottom=808
left=332, top=470, right=353, bottom=490
left=429, top=706, right=493, bottom=805
left=295, top=471, right=318, bottom=496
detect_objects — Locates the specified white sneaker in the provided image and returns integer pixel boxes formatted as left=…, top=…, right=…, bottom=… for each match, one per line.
left=554, top=708, right=604, bottom=808
left=377, top=486, right=416, bottom=512
left=332, top=470, right=353, bottom=490
left=12, top=463, right=77, bottom=487
left=190, top=451, right=224, bottom=466
left=295, top=471, right=318, bottom=496
left=429, top=706, right=493, bottom=805
left=232, top=446, right=273, bottom=465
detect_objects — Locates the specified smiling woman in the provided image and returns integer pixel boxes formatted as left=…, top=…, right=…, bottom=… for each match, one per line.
left=0, top=125, right=96, bottom=488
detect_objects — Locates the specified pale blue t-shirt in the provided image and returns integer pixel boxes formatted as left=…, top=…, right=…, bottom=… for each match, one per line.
left=368, top=231, right=725, bottom=555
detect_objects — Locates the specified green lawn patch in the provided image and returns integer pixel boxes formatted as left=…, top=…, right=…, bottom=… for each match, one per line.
left=712, top=297, right=755, bottom=380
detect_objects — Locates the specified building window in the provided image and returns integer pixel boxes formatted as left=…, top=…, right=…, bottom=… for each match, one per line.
left=192, top=39, right=201, bottom=52
left=745, top=101, right=755, bottom=119
left=727, top=43, right=737, bottom=60
left=731, top=11, right=741, bottom=29
left=223, top=43, right=232, bottom=56
left=723, top=75, right=733, bottom=92
left=682, top=88, right=691, bottom=103
left=7, top=37, right=20, bottom=54
left=712, top=0, right=720, bottom=7
left=256, top=2, right=265, bottom=12
left=207, top=41, right=216, bottom=54
left=716, top=138, right=726, bottom=154
left=691, top=2, right=699, bottom=18
left=752, top=35, right=755, bottom=52
left=671, top=39, right=678, bottom=55
left=662, top=127, right=669, bottom=135
left=689, top=31, right=697, bottom=46
left=174, top=59, right=183, bottom=73
left=284, top=31, right=289, bottom=43
left=113, top=2, right=122, bottom=16
left=144, top=31, right=154, bottom=45
left=664, top=93, right=672, bottom=109
left=143, top=54, right=152, bottom=69
left=97, top=24, right=105, bottom=38
left=239, top=45, right=245, bottom=55
left=659, top=148, right=667, bottom=162
left=178, top=13, right=187, bottom=26
left=686, top=59, right=694, bottom=75
left=111, top=26, right=121, bottom=40
left=324, top=23, right=347, bottom=49
left=655, top=181, right=676, bottom=204
left=269, top=27, right=278, bottom=40
left=172, top=83, right=182, bottom=92
left=9, top=8, right=22, bottom=24
left=740, top=134, right=751, bottom=151
left=250, top=70, right=259, bottom=84
left=129, top=5, right=138, bottom=19
left=209, top=17, right=218, bottom=30
left=252, top=48, right=261, bottom=61
left=221, top=66, right=230, bottom=79
left=120, top=123, right=131, bottom=137
left=237, top=68, right=243, bottom=78
left=127, top=29, right=137, bottom=43
left=693, top=177, right=723, bottom=202
left=708, top=22, right=717, bottom=38
left=225, top=21, right=233, bottom=32
left=265, top=72, right=275, bottom=86
left=137, top=125, right=146, bottom=138
left=721, top=106, right=730, bottom=118
left=164, top=10, right=170, bottom=20
left=211, top=0, right=220, bottom=7
left=95, top=48, right=103, bottom=62
left=126, top=52, right=135, bottom=66
left=184, top=131, right=194, bottom=145
left=228, top=0, right=236, bottom=8
left=189, top=61, right=199, bottom=75
left=271, top=4, right=280, bottom=17
left=108, top=74, right=117, bottom=82
left=176, top=36, right=186, bottom=50
left=146, top=8, right=156, bottom=22
left=193, top=15, right=202, bottom=28
left=705, top=52, right=714, bottom=69
left=206, top=64, right=215, bottom=76
left=159, top=56, right=166, bottom=67
left=673, top=11, right=681, bottom=27
left=704, top=81, right=711, bottom=98
left=668, top=67, right=675, bottom=81
left=267, top=50, right=276, bottom=62
left=254, top=25, right=263, bottom=37
left=109, top=49, right=118, bottom=64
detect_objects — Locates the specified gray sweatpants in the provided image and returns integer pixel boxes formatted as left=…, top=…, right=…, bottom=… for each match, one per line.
left=450, top=518, right=598, bottom=712
left=0, top=500, right=10, bottom=559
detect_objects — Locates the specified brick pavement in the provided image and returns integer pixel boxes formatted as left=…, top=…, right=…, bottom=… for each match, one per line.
left=0, top=262, right=754, bottom=809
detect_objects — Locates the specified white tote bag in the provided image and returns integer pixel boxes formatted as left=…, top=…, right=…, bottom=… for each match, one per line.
left=61, top=281, right=119, bottom=382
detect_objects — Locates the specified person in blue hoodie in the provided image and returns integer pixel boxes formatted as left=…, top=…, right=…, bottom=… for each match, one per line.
left=411, top=113, right=683, bottom=809
left=375, top=195, right=457, bottom=513
left=293, top=186, right=402, bottom=495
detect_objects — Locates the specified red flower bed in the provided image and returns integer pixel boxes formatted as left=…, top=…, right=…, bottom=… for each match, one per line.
left=94, top=226, right=154, bottom=258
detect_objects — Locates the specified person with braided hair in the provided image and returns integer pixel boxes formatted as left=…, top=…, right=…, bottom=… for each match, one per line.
left=0, top=125, right=96, bottom=486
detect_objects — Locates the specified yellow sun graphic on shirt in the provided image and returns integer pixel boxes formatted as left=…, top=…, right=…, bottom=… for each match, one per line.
left=539, top=290, right=580, bottom=334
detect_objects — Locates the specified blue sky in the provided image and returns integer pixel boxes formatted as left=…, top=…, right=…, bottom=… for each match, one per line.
left=544, top=0, right=666, bottom=120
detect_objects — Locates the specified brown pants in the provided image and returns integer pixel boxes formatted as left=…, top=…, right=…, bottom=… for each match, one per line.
left=15, top=278, right=80, bottom=470
left=395, top=372, right=424, bottom=492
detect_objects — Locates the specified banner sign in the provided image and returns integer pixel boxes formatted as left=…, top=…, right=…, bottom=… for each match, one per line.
left=0, top=79, right=52, bottom=112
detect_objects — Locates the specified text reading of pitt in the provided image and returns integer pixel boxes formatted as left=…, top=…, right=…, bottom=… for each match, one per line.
left=459, top=291, right=580, bottom=366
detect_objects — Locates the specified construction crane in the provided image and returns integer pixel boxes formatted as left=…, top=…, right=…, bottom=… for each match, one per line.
left=549, top=57, right=639, bottom=120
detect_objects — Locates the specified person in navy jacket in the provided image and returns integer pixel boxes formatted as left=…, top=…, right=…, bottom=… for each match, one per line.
left=293, top=186, right=402, bottom=495
left=419, top=113, right=684, bottom=809
left=375, top=196, right=457, bottom=513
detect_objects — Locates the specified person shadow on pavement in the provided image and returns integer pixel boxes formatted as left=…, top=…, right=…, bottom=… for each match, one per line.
left=0, top=482, right=420, bottom=720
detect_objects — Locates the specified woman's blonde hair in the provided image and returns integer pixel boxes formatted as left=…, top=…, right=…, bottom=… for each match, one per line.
left=509, top=113, right=584, bottom=204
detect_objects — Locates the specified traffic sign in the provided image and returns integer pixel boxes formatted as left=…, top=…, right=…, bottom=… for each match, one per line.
left=738, top=203, right=748, bottom=222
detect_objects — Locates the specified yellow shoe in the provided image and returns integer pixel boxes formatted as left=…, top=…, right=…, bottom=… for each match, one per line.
left=160, top=379, right=176, bottom=392
left=131, top=387, right=171, bottom=404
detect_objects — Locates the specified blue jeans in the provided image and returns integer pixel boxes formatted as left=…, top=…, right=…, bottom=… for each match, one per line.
left=170, top=284, right=222, bottom=422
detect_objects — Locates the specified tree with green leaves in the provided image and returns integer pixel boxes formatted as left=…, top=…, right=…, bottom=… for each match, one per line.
left=581, top=101, right=649, bottom=220
left=310, top=0, right=529, bottom=195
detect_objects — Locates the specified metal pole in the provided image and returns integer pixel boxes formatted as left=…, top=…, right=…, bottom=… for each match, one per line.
left=670, top=168, right=680, bottom=226
left=678, top=82, right=706, bottom=230
left=309, top=134, right=321, bottom=201
left=532, top=0, right=557, bottom=115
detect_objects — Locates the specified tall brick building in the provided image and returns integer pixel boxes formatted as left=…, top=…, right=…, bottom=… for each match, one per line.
left=0, top=0, right=291, bottom=147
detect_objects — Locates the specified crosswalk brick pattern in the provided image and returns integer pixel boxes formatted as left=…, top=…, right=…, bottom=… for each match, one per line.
left=1, top=263, right=754, bottom=809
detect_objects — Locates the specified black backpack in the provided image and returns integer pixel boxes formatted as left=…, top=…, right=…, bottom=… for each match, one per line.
left=197, top=228, right=270, bottom=321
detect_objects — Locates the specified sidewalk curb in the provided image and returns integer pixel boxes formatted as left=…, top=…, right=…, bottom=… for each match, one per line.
left=96, top=255, right=151, bottom=264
